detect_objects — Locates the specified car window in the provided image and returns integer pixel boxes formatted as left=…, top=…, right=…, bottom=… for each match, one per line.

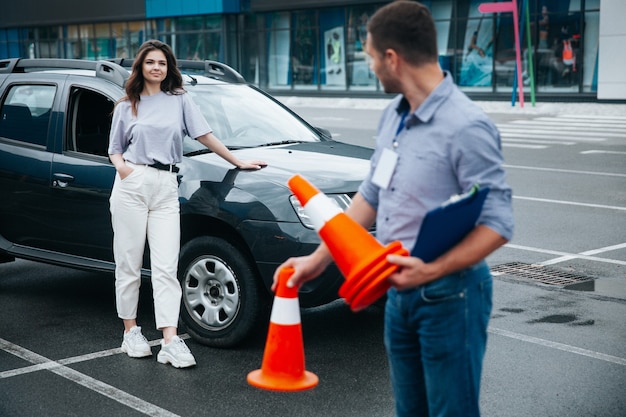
left=67, top=87, right=114, bottom=157
left=184, top=84, right=319, bottom=153
left=0, top=84, right=56, bottom=146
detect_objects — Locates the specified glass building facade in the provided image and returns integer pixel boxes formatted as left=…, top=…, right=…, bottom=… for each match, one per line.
left=0, top=0, right=604, bottom=99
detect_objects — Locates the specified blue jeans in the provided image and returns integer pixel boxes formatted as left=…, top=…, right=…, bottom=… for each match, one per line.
left=384, top=261, right=492, bottom=417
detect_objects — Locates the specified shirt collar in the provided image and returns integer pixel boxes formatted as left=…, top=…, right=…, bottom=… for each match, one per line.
left=395, top=70, right=454, bottom=125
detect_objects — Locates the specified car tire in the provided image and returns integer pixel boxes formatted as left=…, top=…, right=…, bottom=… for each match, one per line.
left=178, top=236, right=262, bottom=348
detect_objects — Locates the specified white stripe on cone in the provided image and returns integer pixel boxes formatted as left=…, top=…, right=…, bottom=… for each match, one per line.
left=303, top=193, right=343, bottom=231
left=269, top=296, right=301, bottom=325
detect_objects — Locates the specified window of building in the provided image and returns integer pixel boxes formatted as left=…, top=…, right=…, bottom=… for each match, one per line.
left=34, top=26, right=60, bottom=58
left=0, top=84, right=56, bottom=147
left=431, top=1, right=454, bottom=85
left=0, top=28, right=25, bottom=58
left=240, top=14, right=260, bottom=84
left=533, top=7, right=582, bottom=93
left=64, top=25, right=82, bottom=59
left=158, top=16, right=223, bottom=61
left=582, top=9, right=599, bottom=93
left=174, top=16, right=205, bottom=59
left=291, top=10, right=318, bottom=90
left=266, top=12, right=291, bottom=89
left=459, top=1, right=496, bottom=90
left=319, top=8, right=345, bottom=90
left=79, top=24, right=95, bottom=60
left=345, top=6, right=377, bottom=90
left=111, top=22, right=130, bottom=59
left=91, top=23, right=111, bottom=59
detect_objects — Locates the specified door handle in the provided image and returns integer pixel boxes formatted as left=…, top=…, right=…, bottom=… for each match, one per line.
left=52, top=173, right=75, bottom=188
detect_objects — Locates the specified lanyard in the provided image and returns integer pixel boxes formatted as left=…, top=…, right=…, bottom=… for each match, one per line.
left=392, top=110, right=409, bottom=148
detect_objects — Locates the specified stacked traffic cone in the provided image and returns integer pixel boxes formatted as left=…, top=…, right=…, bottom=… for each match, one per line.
left=247, top=267, right=319, bottom=391
left=287, top=174, right=408, bottom=312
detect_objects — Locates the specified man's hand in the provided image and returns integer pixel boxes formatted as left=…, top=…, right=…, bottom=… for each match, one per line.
left=386, top=225, right=508, bottom=291
left=386, top=254, right=441, bottom=291
left=271, top=246, right=333, bottom=292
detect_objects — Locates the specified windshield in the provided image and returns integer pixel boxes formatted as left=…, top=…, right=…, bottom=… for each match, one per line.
left=183, top=83, right=320, bottom=154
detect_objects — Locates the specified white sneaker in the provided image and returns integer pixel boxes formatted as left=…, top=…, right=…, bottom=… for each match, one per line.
left=157, top=336, right=197, bottom=368
left=121, top=326, right=152, bottom=358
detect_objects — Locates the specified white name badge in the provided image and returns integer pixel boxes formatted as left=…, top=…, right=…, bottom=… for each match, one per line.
left=371, top=148, right=398, bottom=190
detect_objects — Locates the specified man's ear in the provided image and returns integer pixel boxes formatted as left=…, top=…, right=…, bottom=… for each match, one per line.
left=384, top=48, right=400, bottom=70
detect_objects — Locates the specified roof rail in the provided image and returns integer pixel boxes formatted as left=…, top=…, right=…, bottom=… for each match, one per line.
left=0, top=58, right=129, bottom=87
left=178, top=60, right=246, bottom=84
left=0, top=58, right=20, bottom=73
left=109, top=58, right=246, bottom=84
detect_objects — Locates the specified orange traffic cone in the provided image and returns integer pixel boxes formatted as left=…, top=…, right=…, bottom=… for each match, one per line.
left=247, top=267, right=319, bottom=391
left=287, top=174, right=409, bottom=312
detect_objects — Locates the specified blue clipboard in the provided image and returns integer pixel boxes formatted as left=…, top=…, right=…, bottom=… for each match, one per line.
left=411, top=186, right=490, bottom=262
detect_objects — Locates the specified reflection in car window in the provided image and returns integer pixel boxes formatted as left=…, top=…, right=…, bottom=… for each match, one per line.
left=184, top=84, right=319, bottom=153
left=0, top=84, right=56, bottom=146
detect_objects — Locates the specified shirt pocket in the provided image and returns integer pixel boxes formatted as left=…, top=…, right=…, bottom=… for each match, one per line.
left=394, top=146, right=457, bottom=201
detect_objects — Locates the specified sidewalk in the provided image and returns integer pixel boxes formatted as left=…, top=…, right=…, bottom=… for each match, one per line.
left=279, top=96, right=626, bottom=117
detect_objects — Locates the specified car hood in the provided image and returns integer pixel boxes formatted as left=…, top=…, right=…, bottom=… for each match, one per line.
left=185, top=140, right=372, bottom=192
left=177, top=140, right=373, bottom=222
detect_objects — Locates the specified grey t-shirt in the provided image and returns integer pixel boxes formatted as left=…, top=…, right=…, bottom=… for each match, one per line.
left=108, top=90, right=211, bottom=165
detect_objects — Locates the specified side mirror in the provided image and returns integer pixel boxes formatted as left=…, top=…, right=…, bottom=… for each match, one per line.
left=315, top=127, right=332, bottom=140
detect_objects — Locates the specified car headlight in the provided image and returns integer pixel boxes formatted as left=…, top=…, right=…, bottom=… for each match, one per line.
left=290, top=193, right=352, bottom=229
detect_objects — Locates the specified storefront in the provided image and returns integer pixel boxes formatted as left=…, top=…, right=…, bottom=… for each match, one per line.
left=0, top=0, right=620, bottom=100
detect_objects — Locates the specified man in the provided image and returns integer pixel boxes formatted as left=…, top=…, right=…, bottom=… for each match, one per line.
left=274, top=1, right=513, bottom=416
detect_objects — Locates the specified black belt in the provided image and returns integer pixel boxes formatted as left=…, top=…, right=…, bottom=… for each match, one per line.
left=148, top=162, right=179, bottom=173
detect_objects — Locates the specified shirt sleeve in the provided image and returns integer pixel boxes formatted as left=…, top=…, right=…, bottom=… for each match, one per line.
left=453, top=118, right=514, bottom=241
left=181, top=92, right=212, bottom=139
left=107, top=101, right=129, bottom=155
left=358, top=150, right=381, bottom=210
left=357, top=101, right=399, bottom=211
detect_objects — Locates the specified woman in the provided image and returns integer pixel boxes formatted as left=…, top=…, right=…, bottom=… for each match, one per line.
left=108, top=40, right=266, bottom=368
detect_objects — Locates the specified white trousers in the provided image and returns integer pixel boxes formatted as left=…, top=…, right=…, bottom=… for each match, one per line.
left=109, top=162, right=181, bottom=329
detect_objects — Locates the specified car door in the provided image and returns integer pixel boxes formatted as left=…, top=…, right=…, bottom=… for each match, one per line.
left=47, top=81, right=119, bottom=263
left=0, top=77, right=60, bottom=251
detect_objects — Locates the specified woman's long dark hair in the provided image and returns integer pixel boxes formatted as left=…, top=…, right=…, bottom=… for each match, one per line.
left=123, top=40, right=184, bottom=116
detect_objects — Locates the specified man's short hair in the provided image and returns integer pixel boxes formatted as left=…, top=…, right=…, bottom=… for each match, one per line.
left=367, top=1, right=438, bottom=65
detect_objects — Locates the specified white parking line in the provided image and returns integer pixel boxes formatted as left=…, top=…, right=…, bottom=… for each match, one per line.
left=504, top=243, right=626, bottom=266
left=540, top=243, right=626, bottom=266
left=580, top=242, right=626, bottom=256
left=489, top=327, right=626, bottom=366
left=581, top=150, right=626, bottom=155
left=509, top=120, right=626, bottom=132
left=503, top=143, right=547, bottom=149
left=0, top=337, right=184, bottom=417
left=503, top=164, right=626, bottom=178
left=504, top=138, right=576, bottom=145
left=513, top=196, right=626, bottom=211
left=500, top=131, right=610, bottom=141
left=542, top=115, right=626, bottom=122
left=500, top=129, right=608, bottom=143
left=0, top=337, right=170, bottom=379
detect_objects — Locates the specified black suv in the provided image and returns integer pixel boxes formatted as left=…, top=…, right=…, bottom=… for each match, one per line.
left=0, top=58, right=372, bottom=347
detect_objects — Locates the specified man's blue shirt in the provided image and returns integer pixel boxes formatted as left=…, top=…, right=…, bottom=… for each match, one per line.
left=359, top=72, right=514, bottom=252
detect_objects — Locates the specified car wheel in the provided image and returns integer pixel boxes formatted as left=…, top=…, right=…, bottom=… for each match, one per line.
left=178, top=236, right=263, bottom=348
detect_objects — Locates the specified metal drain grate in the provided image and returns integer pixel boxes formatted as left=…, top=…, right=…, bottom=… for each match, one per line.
left=491, top=262, right=595, bottom=289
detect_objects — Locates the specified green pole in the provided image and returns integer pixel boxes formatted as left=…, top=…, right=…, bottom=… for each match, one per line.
left=525, top=0, right=536, bottom=106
